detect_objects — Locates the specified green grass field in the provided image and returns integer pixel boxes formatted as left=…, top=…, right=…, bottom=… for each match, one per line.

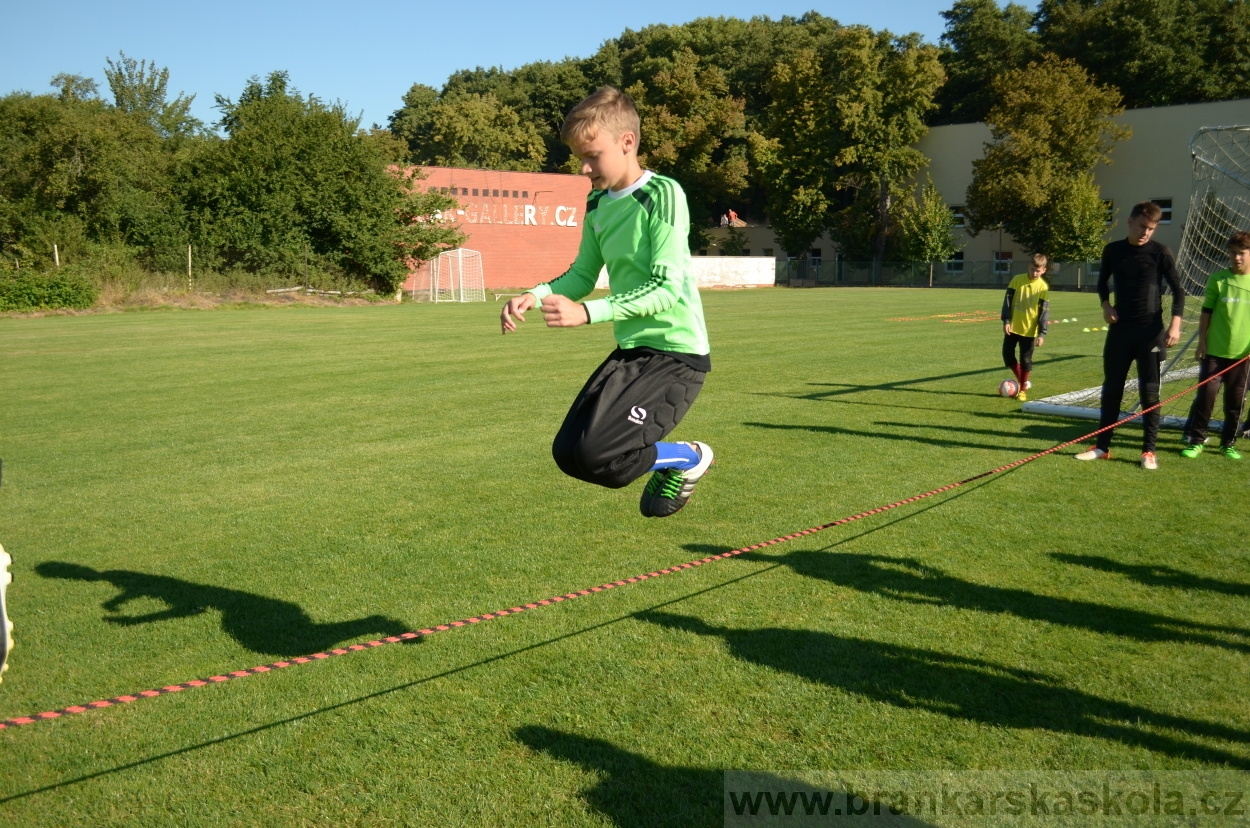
left=0, top=288, right=1247, bottom=826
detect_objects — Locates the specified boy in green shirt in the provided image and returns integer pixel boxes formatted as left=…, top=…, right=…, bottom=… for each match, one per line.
left=500, top=87, right=713, bottom=517
left=1181, top=231, right=1250, bottom=459
left=1000, top=253, right=1050, bottom=401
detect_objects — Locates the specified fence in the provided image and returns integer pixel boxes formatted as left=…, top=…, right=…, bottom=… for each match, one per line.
left=776, top=260, right=1101, bottom=291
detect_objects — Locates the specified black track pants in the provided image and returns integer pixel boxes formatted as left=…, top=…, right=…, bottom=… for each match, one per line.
left=1002, top=333, right=1037, bottom=372
left=1096, top=324, right=1166, bottom=453
left=1182, top=355, right=1250, bottom=447
left=552, top=349, right=705, bottom=489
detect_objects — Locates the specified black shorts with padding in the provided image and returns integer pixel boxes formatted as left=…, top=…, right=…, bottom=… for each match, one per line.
left=552, top=347, right=706, bottom=489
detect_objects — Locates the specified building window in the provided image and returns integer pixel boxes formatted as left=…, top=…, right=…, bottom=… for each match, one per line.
left=1104, top=200, right=1114, bottom=226
left=1152, top=197, right=1173, bottom=223
left=492, top=189, right=499, bottom=197
left=512, top=190, right=518, bottom=198
left=1087, top=260, right=1101, bottom=277
left=461, top=188, right=468, bottom=196
left=945, top=251, right=965, bottom=273
left=951, top=205, right=966, bottom=228
left=742, top=249, right=751, bottom=256
left=763, top=248, right=774, bottom=257
left=522, top=191, right=528, bottom=198
left=809, top=248, right=822, bottom=263
left=994, top=251, right=1013, bottom=274
left=472, top=189, right=479, bottom=196
left=698, top=249, right=708, bottom=256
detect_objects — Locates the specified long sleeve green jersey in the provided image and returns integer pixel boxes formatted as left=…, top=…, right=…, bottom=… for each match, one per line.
left=526, top=171, right=710, bottom=357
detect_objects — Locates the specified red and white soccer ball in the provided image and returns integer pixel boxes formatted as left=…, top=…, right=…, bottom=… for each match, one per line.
left=999, top=379, right=1020, bottom=398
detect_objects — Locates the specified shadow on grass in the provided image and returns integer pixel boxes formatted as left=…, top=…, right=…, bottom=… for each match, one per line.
left=738, top=550, right=1250, bottom=655
left=1, top=562, right=783, bottom=804
left=34, top=562, right=409, bottom=657
left=514, top=726, right=937, bottom=827
left=637, top=611, right=1250, bottom=769
left=743, top=420, right=1084, bottom=454
left=778, top=355, right=1089, bottom=402
left=1050, top=554, right=1250, bottom=598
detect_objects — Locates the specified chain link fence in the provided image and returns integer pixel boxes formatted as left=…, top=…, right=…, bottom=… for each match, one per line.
left=775, top=259, right=1101, bottom=291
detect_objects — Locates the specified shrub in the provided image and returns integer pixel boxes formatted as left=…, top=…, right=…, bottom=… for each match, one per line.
left=0, top=271, right=99, bottom=311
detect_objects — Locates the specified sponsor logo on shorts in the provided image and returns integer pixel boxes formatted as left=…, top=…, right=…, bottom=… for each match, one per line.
left=628, top=406, right=647, bottom=425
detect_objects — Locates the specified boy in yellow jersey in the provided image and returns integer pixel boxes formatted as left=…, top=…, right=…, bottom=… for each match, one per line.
left=1000, top=253, right=1050, bottom=401
left=1180, top=231, right=1250, bottom=459
left=500, top=87, right=713, bottom=518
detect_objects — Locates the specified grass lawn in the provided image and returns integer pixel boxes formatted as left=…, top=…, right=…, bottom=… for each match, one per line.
left=0, top=288, right=1246, bottom=826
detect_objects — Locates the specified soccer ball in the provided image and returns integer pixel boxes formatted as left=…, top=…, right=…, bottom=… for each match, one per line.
left=999, top=379, right=1020, bottom=398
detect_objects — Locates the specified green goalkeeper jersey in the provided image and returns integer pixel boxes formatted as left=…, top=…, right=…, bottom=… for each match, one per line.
left=526, top=171, right=710, bottom=357
left=1201, top=268, right=1250, bottom=359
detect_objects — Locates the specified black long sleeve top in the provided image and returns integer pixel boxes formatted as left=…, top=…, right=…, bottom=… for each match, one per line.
left=1097, top=239, right=1185, bottom=328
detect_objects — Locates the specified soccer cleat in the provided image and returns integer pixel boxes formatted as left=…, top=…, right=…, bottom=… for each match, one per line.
left=1219, top=445, right=1242, bottom=460
left=1015, top=391, right=1028, bottom=402
left=639, top=441, right=713, bottom=518
left=0, top=544, right=10, bottom=683
left=1181, top=443, right=1205, bottom=459
left=1074, top=447, right=1110, bottom=461
left=1141, top=451, right=1158, bottom=470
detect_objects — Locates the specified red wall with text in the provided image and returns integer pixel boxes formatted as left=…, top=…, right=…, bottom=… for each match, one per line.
left=402, top=166, right=591, bottom=291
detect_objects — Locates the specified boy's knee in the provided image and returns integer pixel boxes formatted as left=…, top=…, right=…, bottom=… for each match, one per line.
left=551, top=439, right=640, bottom=489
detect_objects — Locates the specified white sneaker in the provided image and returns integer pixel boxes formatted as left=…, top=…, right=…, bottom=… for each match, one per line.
left=1024, top=380, right=1032, bottom=390
left=0, top=544, right=11, bottom=682
left=1141, top=451, right=1158, bottom=470
left=640, top=441, right=714, bottom=517
left=1074, top=447, right=1110, bottom=461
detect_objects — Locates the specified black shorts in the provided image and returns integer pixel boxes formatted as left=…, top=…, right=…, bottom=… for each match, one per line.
left=552, top=348, right=706, bottom=489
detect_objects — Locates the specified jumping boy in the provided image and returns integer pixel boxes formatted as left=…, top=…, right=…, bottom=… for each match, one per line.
left=500, top=87, right=713, bottom=518
left=1180, top=231, right=1250, bottom=460
left=1001, top=253, right=1050, bottom=401
left=1075, top=201, right=1184, bottom=469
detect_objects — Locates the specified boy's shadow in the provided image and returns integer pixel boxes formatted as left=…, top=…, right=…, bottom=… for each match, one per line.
left=1050, top=553, right=1250, bottom=598
left=740, top=549, right=1250, bottom=655
left=515, top=726, right=934, bottom=827
left=36, top=562, right=409, bottom=657
left=637, top=612, right=1250, bottom=769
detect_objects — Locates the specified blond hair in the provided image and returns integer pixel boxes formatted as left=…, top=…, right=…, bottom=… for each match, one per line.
left=560, top=86, right=641, bottom=146
left=1031, top=252, right=1050, bottom=268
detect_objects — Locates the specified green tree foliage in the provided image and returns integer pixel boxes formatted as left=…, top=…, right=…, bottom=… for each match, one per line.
left=758, top=29, right=944, bottom=264
left=1036, top=0, right=1250, bottom=108
left=104, top=51, right=202, bottom=138
left=626, top=48, right=751, bottom=246
left=935, top=0, right=1039, bottom=124
left=0, top=88, right=178, bottom=270
left=898, top=177, right=962, bottom=282
left=965, top=55, right=1130, bottom=260
left=180, top=71, right=462, bottom=291
left=390, top=89, right=545, bottom=172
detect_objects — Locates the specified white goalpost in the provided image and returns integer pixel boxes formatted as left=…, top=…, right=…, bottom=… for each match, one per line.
left=1023, top=126, right=1250, bottom=433
left=410, top=249, right=486, bottom=303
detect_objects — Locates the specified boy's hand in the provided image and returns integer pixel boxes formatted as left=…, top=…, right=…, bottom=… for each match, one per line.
left=1003, top=323, right=1012, bottom=336
left=1102, top=301, right=1118, bottom=324
left=1165, top=317, right=1182, bottom=348
left=501, top=293, right=536, bottom=334
left=1036, top=336, right=1044, bottom=347
left=541, top=294, right=590, bottom=328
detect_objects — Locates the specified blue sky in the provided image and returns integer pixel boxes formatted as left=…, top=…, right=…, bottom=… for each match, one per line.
left=4, top=0, right=966, bottom=132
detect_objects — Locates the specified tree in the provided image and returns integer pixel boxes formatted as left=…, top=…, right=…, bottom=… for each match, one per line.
left=181, top=71, right=462, bottom=290
left=756, top=49, right=834, bottom=258
left=625, top=48, right=751, bottom=246
left=934, top=0, right=1039, bottom=124
left=104, top=51, right=202, bottom=138
left=965, top=55, right=1130, bottom=260
left=898, top=177, right=961, bottom=284
left=393, top=91, right=545, bottom=171
left=50, top=74, right=99, bottom=102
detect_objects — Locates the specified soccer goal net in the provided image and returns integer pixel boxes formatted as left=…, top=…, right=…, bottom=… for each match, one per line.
left=411, top=249, right=486, bottom=303
left=1024, top=125, right=1250, bottom=432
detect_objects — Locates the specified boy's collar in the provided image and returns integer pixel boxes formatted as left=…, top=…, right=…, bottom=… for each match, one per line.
left=605, top=169, right=653, bottom=200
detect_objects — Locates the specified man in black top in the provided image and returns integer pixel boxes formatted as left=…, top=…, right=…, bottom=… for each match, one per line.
left=1074, top=201, right=1184, bottom=469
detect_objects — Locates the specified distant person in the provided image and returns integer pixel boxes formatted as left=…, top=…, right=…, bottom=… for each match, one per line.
left=0, top=543, right=9, bottom=682
left=1000, top=253, right=1050, bottom=401
left=500, top=87, right=714, bottom=518
left=1180, top=231, right=1250, bottom=460
left=1075, top=201, right=1184, bottom=469
left=720, top=213, right=728, bottom=227
left=728, top=209, right=740, bottom=226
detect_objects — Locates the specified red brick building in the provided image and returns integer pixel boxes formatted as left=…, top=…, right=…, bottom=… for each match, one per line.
left=402, top=166, right=591, bottom=291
